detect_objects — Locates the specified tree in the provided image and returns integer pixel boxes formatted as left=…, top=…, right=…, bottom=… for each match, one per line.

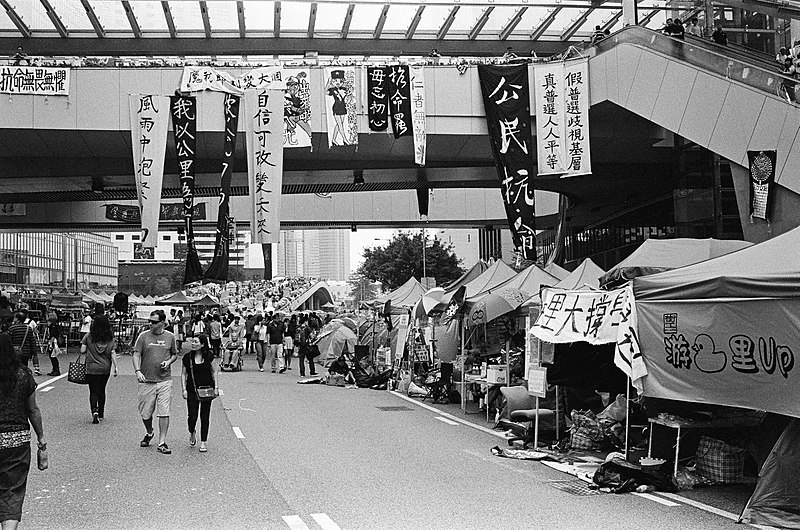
left=348, top=273, right=380, bottom=304
left=357, top=232, right=464, bottom=291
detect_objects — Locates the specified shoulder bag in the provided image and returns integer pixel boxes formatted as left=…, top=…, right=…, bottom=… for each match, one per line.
left=190, top=356, right=216, bottom=402
left=68, top=352, right=88, bottom=384
left=13, top=325, right=29, bottom=358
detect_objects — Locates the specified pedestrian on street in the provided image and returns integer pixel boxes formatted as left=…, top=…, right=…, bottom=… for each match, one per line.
left=0, top=333, right=47, bottom=529
left=254, top=315, right=267, bottom=372
left=267, top=314, right=285, bottom=373
left=81, top=315, right=118, bottom=424
left=208, top=314, right=222, bottom=358
left=296, top=314, right=318, bottom=377
left=174, top=310, right=186, bottom=353
left=190, top=314, right=204, bottom=339
left=133, top=310, right=179, bottom=455
left=8, top=312, right=42, bottom=376
left=181, top=334, right=218, bottom=453
left=283, top=315, right=297, bottom=371
left=44, top=313, right=63, bottom=376
left=244, top=313, right=256, bottom=356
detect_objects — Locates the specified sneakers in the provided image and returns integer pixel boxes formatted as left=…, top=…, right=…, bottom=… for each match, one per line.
left=140, top=431, right=154, bottom=447
left=92, top=412, right=99, bottom=424
left=259, top=368, right=264, bottom=372
left=47, top=371, right=59, bottom=376
left=271, top=370, right=276, bottom=373
left=157, top=443, right=171, bottom=454
left=189, top=431, right=196, bottom=447
left=34, top=368, right=41, bottom=375
left=279, top=368, right=286, bottom=374
left=199, top=441, right=207, bottom=453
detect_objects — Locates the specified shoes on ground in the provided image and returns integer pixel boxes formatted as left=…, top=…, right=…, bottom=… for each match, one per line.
left=287, top=367, right=292, bottom=370
left=140, top=431, right=154, bottom=447
left=189, top=432, right=196, bottom=447
left=279, top=368, right=286, bottom=374
left=47, top=371, right=59, bottom=376
left=34, top=368, right=41, bottom=375
left=259, top=368, right=264, bottom=372
left=157, top=443, right=171, bottom=454
left=271, top=370, right=276, bottom=373
left=310, top=372, right=318, bottom=376
left=199, top=441, right=207, bottom=453
left=92, top=412, right=99, bottom=424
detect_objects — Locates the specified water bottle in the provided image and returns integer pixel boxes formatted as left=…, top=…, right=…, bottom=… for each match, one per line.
left=37, top=444, right=48, bottom=471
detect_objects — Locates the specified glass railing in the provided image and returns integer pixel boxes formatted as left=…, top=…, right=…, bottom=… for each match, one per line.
left=592, top=25, right=795, bottom=103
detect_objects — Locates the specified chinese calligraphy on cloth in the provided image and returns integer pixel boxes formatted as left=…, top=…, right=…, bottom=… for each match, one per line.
left=367, top=66, right=388, bottom=132
left=179, top=66, right=284, bottom=95
left=387, top=65, right=413, bottom=139
left=170, top=95, right=204, bottom=284
left=104, top=203, right=206, bottom=223
left=410, top=66, right=427, bottom=166
left=0, top=67, right=69, bottom=95
left=244, top=89, right=284, bottom=244
left=478, top=64, right=537, bottom=260
left=637, top=298, right=800, bottom=418
left=324, top=67, right=358, bottom=147
left=282, top=69, right=312, bottom=148
left=204, top=94, right=240, bottom=282
left=533, top=59, right=591, bottom=177
left=748, top=150, right=776, bottom=221
left=531, top=286, right=645, bottom=388
left=129, top=94, right=169, bottom=253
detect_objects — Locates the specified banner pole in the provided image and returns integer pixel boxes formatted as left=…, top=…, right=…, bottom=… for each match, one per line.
left=625, top=375, right=631, bottom=461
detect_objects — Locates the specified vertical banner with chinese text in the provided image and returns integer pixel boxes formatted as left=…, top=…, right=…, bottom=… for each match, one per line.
left=129, top=94, right=169, bottom=253
left=748, top=150, right=776, bottom=221
left=170, top=95, right=204, bottom=284
left=245, top=89, right=284, bottom=244
left=324, top=68, right=358, bottom=147
left=478, top=65, right=537, bottom=260
left=562, top=59, right=591, bottom=177
left=204, top=94, right=240, bottom=282
left=411, top=66, right=427, bottom=166
left=367, top=66, right=389, bottom=132
left=388, top=65, right=413, bottom=139
left=283, top=69, right=312, bottom=148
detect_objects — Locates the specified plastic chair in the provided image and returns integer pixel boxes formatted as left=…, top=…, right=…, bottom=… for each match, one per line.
left=499, top=386, right=555, bottom=448
left=422, top=362, right=454, bottom=404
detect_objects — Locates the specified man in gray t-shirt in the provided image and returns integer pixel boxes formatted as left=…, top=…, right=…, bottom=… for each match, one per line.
left=133, top=309, right=178, bottom=454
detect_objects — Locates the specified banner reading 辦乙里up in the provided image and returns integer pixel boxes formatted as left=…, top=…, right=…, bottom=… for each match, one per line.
left=0, top=66, right=70, bottom=95
left=534, top=59, right=591, bottom=177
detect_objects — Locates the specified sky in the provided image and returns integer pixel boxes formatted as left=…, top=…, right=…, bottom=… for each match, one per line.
left=349, top=228, right=397, bottom=274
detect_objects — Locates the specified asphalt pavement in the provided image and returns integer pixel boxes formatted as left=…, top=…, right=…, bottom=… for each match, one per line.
left=21, top=351, right=746, bottom=529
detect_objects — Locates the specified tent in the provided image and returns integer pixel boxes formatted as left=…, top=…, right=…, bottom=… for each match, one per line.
left=156, top=291, right=195, bottom=305
left=554, top=258, right=606, bottom=291
left=315, top=321, right=358, bottom=367
left=372, top=276, right=426, bottom=312
left=467, top=264, right=558, bottom=303
left=444, top=260, right=488, bottom=291
left=601, top=237, right=752, bottom=288
left=192, top=294, right=220, bottom=307
left=544, top=263, right=570, bottom=281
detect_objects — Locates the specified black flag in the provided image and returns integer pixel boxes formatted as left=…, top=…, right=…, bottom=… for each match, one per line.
left=387, top=65, right=412, bottom=139
left=441, top=285, right=466, bottom=326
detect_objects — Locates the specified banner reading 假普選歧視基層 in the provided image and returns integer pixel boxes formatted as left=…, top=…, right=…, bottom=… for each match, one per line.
left=129, top=94, right=169, bottom=254
left=244, top=88, right=284, bottom=245
left=534, top=59, right=591, bottom=177
left=0, top=66, right=69, bottom=95
left=636, top=297, right=800, bottom=418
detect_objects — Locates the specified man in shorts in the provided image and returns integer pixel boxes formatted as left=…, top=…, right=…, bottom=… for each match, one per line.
left=133, top=309, right=179, bottom=454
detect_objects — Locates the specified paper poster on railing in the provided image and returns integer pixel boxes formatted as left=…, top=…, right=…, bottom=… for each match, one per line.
left=534, top=59, right=591, bottom=177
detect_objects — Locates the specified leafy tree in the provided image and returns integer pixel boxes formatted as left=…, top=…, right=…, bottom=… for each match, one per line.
left=348, top=273, right=380, bottom=304
left=151, top=277, right=172, bottom=296
left=357, top=232, right=464, bottom=291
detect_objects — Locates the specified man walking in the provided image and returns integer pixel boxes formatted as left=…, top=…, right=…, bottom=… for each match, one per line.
left=267, top=314, right=285, bottom=373
left=133, top=310, right=179, bottom=454
left=244, top=313, right=256, bottom=356
left=9, top=311, right=42, bottom=374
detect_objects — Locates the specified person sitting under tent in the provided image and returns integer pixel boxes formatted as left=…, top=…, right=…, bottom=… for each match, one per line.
left=352, top=356, right=392, bottom=390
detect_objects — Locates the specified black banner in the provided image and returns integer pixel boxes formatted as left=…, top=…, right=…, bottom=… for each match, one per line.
left=387, top=65, right=412, bottom=139
left=171, top=95, right=204, bottom=285
left=105, top=203, right=205, bottom=223
left=204, top=94, right=240, bottom=282
left=748, top=150, right=776, bottom=222
left=367, top=66, right=388, bottom=132
left=478, top=64, right=536, bottom=260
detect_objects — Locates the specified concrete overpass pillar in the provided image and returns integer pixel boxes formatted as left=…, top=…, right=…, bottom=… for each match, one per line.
left=622, top=0, right=638, bottom=27
left=791, top=19, right=800, bottom=48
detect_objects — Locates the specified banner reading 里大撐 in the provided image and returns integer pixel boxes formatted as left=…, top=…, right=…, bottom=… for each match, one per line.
left=748, top=150, right=776, bottom=221
left=534, top=59, right=591, bottom=177
left=367, top=67, right=388, bottom=132
left=324, top=67, right=358, bottom=147
left=387, top=65, right=412, bottom=139
left=245, top=89, right=284, bottom=244
left=129, top=94, right=169, bottom=253
left=0, top=66, right=70, bottom=95
left=410, top=66, right=427, bottom=166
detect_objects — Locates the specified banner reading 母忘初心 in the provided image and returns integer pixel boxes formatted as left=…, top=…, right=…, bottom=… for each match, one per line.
left=129, top=94, right=169, bottom=253
left=411, top=66, right=427, bottom=166
left=387, top=65, right=412, bottom=139
left=367, top=66, right=388, bottom=132
left=0, top=66, right=69, bottom=95
left=245, top=89, right=284, bottom=245
left=748, top=150, right=776, bottom=221
left=534, top=59, right=591, bottom=177
left=324, top=67, right=358, bottom=147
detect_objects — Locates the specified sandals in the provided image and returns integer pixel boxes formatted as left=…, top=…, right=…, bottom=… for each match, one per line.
left=140, top=432, right=154, bottom=447
left=157, top=443, right=171, bottom=454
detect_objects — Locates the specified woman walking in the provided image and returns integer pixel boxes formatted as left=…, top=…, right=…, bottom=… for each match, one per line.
left=181, top=334, right=218, bottom=452
left=80, top=315, right=118, bottom=424
left=208, top=315, right=222, bottom=359
left=0, top=333, right=47, bottom=529
left=254, top=315, right=267, bottom=372
left=44, top=313, right=63, bottom=376
left=283, top=315, right=297, bottom=371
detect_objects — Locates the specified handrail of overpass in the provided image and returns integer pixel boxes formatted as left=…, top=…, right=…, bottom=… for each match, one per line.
left=592, top=25, right=795, bottom=103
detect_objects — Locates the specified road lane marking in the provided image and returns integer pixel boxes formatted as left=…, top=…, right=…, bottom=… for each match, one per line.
left=657, top=492, right=740, bottom=521
left=389, top=391, right=506, bottom=439
left=218, top=389, right=224, bottom=396
left=238, top=399, right=256, bottom=412
left=435, top=416, right=460, bottom=426
left=38, top=373, right=67, bottom=387
left=232, top=427, right=245, bottom=439
left=39, top=386, right=54, bottom=393
left=281, top=515, right=310, bottom=530
left=310, top=513, right=341, bottom=530
left=632, top=492, right=680, bottom=507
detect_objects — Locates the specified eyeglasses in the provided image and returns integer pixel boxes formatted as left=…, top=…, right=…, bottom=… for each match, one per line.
left=148, top=320, right=161, bottom=324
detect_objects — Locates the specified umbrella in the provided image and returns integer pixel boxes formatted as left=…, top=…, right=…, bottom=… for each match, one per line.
left=315, top=322, right=358, bottom=366
left=332, top=317, right=358, bottom=333
left=466, top=288, right=529, bottom=327
left=413, top=287, right=445, bottom=319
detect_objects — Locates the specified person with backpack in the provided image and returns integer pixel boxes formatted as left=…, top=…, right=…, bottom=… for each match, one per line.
left=296, top=314, right=317, bottom=377
left=8, top=312, right=42, bottom=375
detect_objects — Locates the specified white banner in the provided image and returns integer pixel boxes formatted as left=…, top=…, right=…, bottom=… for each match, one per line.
left=411, top=66, right=427, bottom=166
left=179, top=66, right=285, bottom=95
left=244, top=89, right=284, bottom=244
left=0, top=67, right=69, bottom=95
left=129, top=95, right=169, bottom=251
left=324, top=67, right=358, bottom=147
left=534, top=59, right=591, bottom=177
left=283, top=69, right=312, bottom=149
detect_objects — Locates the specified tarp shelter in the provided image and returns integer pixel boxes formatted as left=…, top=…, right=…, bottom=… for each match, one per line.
left=554, top=258, right=605, bottom=291
left=156, top=291, right=195, bottom=305
left=544, top=263, right=569, bottom=281
left=192, top=294, right=220, bottom=307
left=50, top=293, right=84, bottom=310
left=632, top=226, right=800, bottom=418
left=373, top=276, right=425, bottom=312
left=82, top=291, right=102, bottom=303
left=468, top=264, right=558, bottom=304
left=600, top=238, right=752, bottom=288
left=444, top=260, right=488, bottom=291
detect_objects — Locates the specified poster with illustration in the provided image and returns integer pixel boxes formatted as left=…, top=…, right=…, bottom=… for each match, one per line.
left=324, top=67, right=358, bottom=147
left=282, top=69, right=312, bottom=148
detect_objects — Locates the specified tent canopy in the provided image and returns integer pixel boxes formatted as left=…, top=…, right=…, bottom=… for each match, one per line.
left=467, top=263, right=558, bottom=303
left=600, top=238, right=752, bottom=288
left=544, top=263, right=570, bottom=281
left=556, top=258, right=606, bottom=291
left=156, top=291, right=195, bottom=305
left=444, top=260, right=488, bottom=291
left=373, top=276, right=426, bottom=311
left=462, top=260, right=517, bottom=299
left=192, top=294, right=220, bottom=307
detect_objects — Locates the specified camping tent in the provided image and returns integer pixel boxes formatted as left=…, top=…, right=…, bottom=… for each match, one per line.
left=156, top=291, right=195, bottom=305
left=600, top=238, right=752, bottom=288
left=444, top=260, right=488, bottom=291
left=192, top=294, right=220, bottom=307
left=315, top=321, right=358, bottom=367
left=544, top=263, right=569, bottom=281
left=372, top=276, right=426, bottom=312
left=466, top=264, right=558, bottom=303
left=554, top=258, right=605, bottom=291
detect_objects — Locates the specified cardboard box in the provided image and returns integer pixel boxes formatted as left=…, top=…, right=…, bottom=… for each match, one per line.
left=486, top=366, right=507, bottom=384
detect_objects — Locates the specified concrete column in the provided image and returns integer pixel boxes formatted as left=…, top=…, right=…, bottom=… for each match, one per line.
left=622, top=0, right=638, bottom=26
left=791, top=19, right=800, bottom=48
left=704, top=0, right=715, bottom=38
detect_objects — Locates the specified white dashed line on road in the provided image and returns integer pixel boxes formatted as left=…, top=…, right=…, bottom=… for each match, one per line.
left=435, top=416, right=460, bottom=426
left=38, top=373, right=67, bottom=388
left=39, top=386, right=54, bottom=393
left=310, top=513, right=342, bottom=530
left=281, top=515, right=310, bottom=530
left=232, top=427, right=245, bottom=439
left=632, top=492, right=680, bottom=507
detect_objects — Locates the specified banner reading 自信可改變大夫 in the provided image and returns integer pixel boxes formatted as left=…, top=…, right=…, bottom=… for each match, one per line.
left=411, top=66, right=427, bottom=167
left=748, top=150, right=776, bottom=221
left=324, top=67, right=358, bottom=148
left=129, top=94, right=169, bottom=254
left=534, top=59, right=591, bottom=177
left=0, top=66, right=69, bottom=95
left=244, top=89, right=284, bottom=245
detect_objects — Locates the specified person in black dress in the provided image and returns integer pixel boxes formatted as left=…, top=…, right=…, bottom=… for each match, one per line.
left=181, top=334, right=218, bottom=453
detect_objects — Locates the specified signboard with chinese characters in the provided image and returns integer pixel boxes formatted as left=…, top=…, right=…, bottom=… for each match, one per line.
left=367, top=66, right=388, bottom=132
left=104, top=203, right=206, bottom=223
left=0, top=67, right=69, bottom=95
left=534, top=59, right=591, bottom=177
left=0, top=204, right=25, bottom=216
left=410, top=66, right=427, bottom=166
left=179, top=66, right=284, bottom=95
left=387, top=65, right=413, bottom=139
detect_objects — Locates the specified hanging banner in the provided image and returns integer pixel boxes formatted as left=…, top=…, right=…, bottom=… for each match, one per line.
left=170, top=95, right=204, bottom=284
left=410, top=66, right=427, bottom=166
left=283, top=69, right=312, bottom=148
left=324, top=67, right=358, bottom=147
left=245, top=88, right=284, bottom=244
left=129, top=94, right=169, bottom=253
left=104, top=203, right=205, bottom=223
left=367, top=66, right=389, bottom=132
left=478, top=64, right=536, bottom=260
left=0, top=66, right=69, bottom=95
left=204, top=94, right=240, bottom=282
left=534, top=59, right=591, bottom=177
left=179, top=66, right=285, bottom=95
left=387, top=65, right=412, bottom=139
left=748, top=150, right=776, bottom=221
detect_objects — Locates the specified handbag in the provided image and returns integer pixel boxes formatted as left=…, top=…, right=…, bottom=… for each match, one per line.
left=13, top=326, right=29, bottom=357
left=190, top=355, right=216, bottom=402
left=67, top=355, right=88, bottom=384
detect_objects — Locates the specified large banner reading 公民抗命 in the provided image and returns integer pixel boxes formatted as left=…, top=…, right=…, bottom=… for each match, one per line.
left=324, top=68, right=358, bottom=147
left=534, top=59, right=591, bottom=177
left=129, top=94, right=169, bottom=253
left=478, top=64, right=536, bottom=260
left=637, top=297, right=800, bottom=418
left=411, top=66, right=427, bottom=166
left=170, top=94, right=204, bottom=285
left=283, top=69, right=312, bottom=148
left=748, top=150, right=776, bottom=221
left=204, top=94, right=240, bottom=282
left=0, top=66, right=70, bottom=95
left=245, top=89, right=284, bottom=245
left=387, top=65, right=412, bottom=139
left=367, top=66, right=388, bottom=132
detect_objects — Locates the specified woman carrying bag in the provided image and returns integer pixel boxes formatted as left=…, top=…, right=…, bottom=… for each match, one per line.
left=181, top=334, right=218, bottom=453
left=44, top=313, right=63, bottom=376
left=80, top=315, right=118, bottom=424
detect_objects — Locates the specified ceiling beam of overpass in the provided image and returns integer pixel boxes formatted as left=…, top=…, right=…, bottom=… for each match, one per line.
left=40, top=0, right=69, bottom=38
left=405, top=6, right=425, bottom=39
left=162, top=1, right=177, bottom=38
left=122, top=1, right=143, bottom=38
left=81, top=0, right=105, bottom=38
left=468, top=7, right=493, bottom=40
left=0, top=0, right=31, bottom=38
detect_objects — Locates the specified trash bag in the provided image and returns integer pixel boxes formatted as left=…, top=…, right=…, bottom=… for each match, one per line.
left=569, top=410, right=604, bottom=451
left=696, top=436, right=745, bottom=484
left=593, top=457, right=677, bottom=493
